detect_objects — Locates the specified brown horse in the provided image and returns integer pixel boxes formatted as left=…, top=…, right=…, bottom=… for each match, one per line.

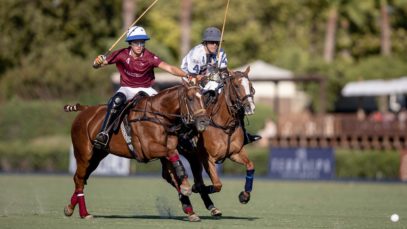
left=162, top=67, right=256, bottom=220
left=63, top=81, right=209, bottom=219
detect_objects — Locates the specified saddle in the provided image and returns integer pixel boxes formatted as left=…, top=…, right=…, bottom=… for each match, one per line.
left=111, top=91, right=149, bottom=133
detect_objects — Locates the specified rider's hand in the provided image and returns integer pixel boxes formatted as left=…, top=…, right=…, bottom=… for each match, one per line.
left=196, top=74, right=204, bottom=81
left=93, top=55, right=106, bottom=68
left=188, top=76, right=197, bottom=85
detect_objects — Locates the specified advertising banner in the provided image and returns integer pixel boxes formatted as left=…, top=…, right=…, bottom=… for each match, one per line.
left=269, top=147, right=335, bottom=180
left=69, top=145, right=130, bottom=176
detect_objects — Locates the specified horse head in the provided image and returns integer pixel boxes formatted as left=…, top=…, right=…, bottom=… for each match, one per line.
left=180, top=80, right=210, bottom=132
left=226, top=66, right=256, bottom=115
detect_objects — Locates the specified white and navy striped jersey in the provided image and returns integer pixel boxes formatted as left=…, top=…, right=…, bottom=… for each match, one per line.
left=181, top=44, right=228, bottom=75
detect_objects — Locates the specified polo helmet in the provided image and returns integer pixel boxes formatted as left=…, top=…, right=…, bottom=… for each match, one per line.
left=126, top=26, right=150, bottom=42
left=202, top=27, right=221, bottom=42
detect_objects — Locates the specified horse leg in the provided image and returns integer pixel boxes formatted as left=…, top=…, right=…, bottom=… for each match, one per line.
left=201, top=158, right=223, bottom=193
left=64, top=147, right=108, bottom=218
left=160, top=158, right=200, bottom=222
left=229, top=148, right=255, bottom=204
left=167, top=152, right=191, bottom=196
left=182, top=152, right=222, bottom=217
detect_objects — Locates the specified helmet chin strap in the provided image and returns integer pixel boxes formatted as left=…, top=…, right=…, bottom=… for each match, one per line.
left=204, top=43, right=218, bottom=55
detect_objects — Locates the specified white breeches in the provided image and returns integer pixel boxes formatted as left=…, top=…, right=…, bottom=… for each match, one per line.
left=202, top=81, right=220, bottom=92
left=117, top=86, right=158, bottom=101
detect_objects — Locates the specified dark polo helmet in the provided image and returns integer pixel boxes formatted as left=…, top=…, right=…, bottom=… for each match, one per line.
left=202, top=27, right=221, bottom=42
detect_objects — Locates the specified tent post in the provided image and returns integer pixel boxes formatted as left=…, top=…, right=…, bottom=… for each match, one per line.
left=274, top=81, right=280, bottom=135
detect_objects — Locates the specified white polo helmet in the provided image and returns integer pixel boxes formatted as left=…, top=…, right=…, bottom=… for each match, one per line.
left=126, top=26, right=150, bottom=42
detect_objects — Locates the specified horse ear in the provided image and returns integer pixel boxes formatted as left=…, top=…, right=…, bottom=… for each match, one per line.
left=244, top=66, right=250, bottom=75
left=226, top=68, right=233, bottom=77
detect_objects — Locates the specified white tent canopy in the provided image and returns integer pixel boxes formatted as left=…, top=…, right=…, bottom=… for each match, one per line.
left=233, top=60, right=293, bottom=79
left=232, top=60, right=297, bottom=98
left=342, top=77, right=407, bottom=97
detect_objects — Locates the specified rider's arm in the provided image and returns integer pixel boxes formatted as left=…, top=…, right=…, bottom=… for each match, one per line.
left=158, top=61, right=188, bottom=78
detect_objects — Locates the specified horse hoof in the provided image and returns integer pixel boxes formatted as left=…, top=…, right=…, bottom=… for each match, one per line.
left=83, top=214, right=94, bottom=219
left=238, top=191, right=250, bottom=204
left=188, top=213, right=201, bottom=222
left=180, top=185, right=192, bottom=196
left=64, top=205, right=74, bottom=217
left=210, top=207, right=222, bottom=217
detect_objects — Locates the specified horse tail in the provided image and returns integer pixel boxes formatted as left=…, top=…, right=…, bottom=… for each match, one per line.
left=63, top=103, right=88, bottom=112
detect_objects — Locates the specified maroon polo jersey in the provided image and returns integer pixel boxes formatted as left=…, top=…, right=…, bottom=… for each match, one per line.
left=106, top=47, right=162, bottom=88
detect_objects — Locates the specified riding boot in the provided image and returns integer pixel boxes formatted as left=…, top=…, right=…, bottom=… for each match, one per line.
left=94, top=92, right=126, bottom=149
left=94, top=107, right=117, bottom=150
left=243, top=131, right=262, bottom=145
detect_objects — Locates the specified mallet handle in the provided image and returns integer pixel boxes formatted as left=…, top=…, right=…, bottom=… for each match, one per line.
left=105, top=0, right=159, bottom=56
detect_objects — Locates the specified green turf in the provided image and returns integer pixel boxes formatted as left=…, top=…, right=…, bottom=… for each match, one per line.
left=0, top=175, right=406, bottom=229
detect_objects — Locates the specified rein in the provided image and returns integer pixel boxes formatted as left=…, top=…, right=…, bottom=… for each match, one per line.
left=208, top=77, right=242, bottom=133
left=128, top=85, right=205, bottom=133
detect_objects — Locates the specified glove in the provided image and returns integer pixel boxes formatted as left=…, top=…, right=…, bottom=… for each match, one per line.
left=93, top=55, right=106, bottom=68
left=188, top=75, right=197, bottom=85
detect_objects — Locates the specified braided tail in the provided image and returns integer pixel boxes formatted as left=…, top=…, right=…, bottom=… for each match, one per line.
left=63, top=103, right=88, bottom=112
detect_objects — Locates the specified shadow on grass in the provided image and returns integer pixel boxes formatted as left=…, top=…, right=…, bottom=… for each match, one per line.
left=94, top=214, right=259, bottom=221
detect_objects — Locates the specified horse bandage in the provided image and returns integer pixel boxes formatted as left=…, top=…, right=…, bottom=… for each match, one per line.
left=244, top=169, right=255, bottom=192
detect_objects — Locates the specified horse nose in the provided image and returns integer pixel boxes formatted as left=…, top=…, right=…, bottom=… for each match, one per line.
left=195, top=116, right=210, bottom=132
left=245, top=102, right=256, bottom=115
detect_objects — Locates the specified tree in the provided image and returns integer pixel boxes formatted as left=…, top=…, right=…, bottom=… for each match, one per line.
left=380, top=0, right=391, bottom=56
left=180, top=0, right=192, bottom=57
left=122, top=0, right=136, bottom=29
left=324, top=3, right=338, bottom=63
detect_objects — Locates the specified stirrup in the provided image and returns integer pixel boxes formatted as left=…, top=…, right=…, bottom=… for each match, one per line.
left=244, top=133, right=262, bottom=145
left=93, top=132, right=110, bottom=149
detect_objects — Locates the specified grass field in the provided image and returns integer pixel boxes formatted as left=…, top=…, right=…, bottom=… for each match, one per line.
left=0, top=174, right=406, bottom=229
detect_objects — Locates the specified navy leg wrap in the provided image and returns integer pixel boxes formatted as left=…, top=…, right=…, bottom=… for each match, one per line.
left=244, top=169, right=255, bottom=192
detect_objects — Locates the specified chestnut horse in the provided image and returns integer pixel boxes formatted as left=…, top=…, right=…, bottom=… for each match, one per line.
left=162, top=67, right=256, bottom=220
left=63, top=81, right=209, bottom=219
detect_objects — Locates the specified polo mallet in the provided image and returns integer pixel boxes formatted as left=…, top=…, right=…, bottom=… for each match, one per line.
left=104, top=0, right=159, bottom=57
left=217, top=0, right=230, bottom=68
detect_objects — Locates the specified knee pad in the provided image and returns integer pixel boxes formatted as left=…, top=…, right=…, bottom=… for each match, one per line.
left=110, top=92, right=127, bottom=109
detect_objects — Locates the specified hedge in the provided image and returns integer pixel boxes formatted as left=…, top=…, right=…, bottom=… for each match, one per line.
left=0, top=138, right=401, bottom=180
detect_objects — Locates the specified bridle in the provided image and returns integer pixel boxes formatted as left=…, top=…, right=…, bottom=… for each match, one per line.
left=224, top=72, right=255, bottom=115
left=179, top=84, right=207, bottom=125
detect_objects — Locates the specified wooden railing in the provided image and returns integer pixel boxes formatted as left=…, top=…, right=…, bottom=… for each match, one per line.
left=269, top=113, right=407, bottom=150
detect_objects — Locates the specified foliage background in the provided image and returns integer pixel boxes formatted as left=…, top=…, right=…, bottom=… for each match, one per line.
left=0, top=0, right=406, bottom=178
left=1, top=0, right=407, bottom=104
